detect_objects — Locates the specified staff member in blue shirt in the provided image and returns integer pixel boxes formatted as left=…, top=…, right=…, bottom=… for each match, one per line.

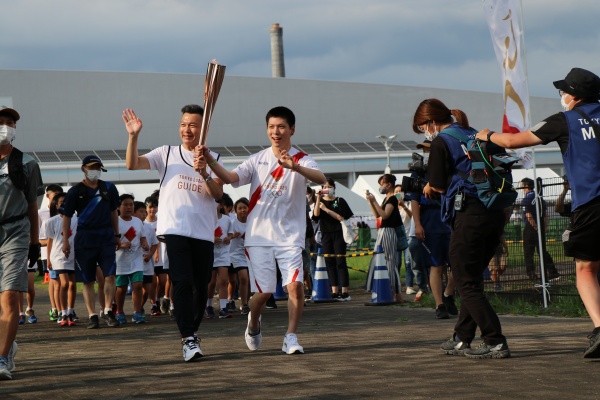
left=476, top=67, right=600, bottom=359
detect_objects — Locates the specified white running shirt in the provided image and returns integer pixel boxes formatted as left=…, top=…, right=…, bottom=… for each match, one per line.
left=145, top=145, right=220, bottom=242
left=229, top=217, right=247, bottom=267
left=45, top=215, right=77, bottom=271
left=232, top=147, right=320, bottom=247
left=213, top=213, right=233, bottom=267
left=116, top=216, right=145, bottom=275
left=142, top=222, right=159, bottom=275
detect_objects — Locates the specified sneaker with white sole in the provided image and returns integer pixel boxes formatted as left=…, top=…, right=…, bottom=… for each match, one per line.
left=244, top=312, right=262, bottom=351
left=464, top=341, right=510, bottom=359
left=0, top=357, right=11, bottom=380
left=282, top=333, right=304, bottom=354
left=406, top=287, right=417, bottom=295
left=440, top=336, right=470, bottom=356
left=7, top=341, right=17, bottom=372
left=182, top=336, right=203, bottom=362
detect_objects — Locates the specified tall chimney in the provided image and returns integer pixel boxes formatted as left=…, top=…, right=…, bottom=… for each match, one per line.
left=270, top=23, right=285, bottom=78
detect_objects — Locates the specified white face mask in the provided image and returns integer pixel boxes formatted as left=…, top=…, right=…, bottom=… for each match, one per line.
left=85, top=169, right=101, bottom=182
left=0, top=125, right=16, bottom=145
left=560, top=94, right=573, bottom=111
left=424, top=123, right=438, bottom=141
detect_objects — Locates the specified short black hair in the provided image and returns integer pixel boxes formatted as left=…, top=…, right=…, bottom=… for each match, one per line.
left=521, top=178, right=534, bottom=189
left=119, top=193, right=135, bottom=202
left=181, top=104, right=204, bottom=116
left=219, top=192, right=233, bottom=208
left=265, top=106, right=295, bottom=128
left=379, top=174, right=396, bottom=186
left=324, top=177, right=336, bottom=188
left=145, top=196, right=158, bottom=207
left=134, top=201, right=146, bottom=213
left=46, top=184, right=64, bottom=194
left=234, top=197, right=249, bottom=210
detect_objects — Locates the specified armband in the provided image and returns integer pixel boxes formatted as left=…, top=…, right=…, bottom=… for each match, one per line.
left=208, top=160, right=218, bottom=167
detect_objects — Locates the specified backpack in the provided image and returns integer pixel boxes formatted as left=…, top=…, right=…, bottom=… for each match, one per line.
left=7, top=147, right=26, bottom=192
left=75, top=180, right=110, bottom=214
left=443, top=128, right=518, bottom=210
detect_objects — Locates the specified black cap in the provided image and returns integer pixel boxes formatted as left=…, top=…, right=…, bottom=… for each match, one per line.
left=0, top=106, right=20, bottom=122
left=553, top=68, right=600, bottom=100
left=416, top=140, right=431, bottom=149
left=82, top=155, right=107, bottom=172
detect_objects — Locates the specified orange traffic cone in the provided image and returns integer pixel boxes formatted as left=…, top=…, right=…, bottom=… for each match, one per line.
left=42, top=272, right=50, bottom=284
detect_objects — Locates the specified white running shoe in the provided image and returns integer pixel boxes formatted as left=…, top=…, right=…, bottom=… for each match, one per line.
left=282, top=333, right=304, bottom=354
left=182, top=336, right=203, bottom=362
left=7, top=341, right=17, bottom=372
left=406, top=287, right=417, bottom=295
left=244, top=312, right=262, bottom=351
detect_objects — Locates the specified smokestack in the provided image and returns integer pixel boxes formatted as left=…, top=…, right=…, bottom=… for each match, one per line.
left=270, top=23, right=285, bottom=78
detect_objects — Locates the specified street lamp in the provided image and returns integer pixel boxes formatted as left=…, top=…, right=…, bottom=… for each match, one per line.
left=377, top=135, right=397, bottom=174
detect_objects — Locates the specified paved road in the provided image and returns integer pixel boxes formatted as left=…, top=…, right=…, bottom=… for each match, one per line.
left=2, top=289, right=599, bottom=399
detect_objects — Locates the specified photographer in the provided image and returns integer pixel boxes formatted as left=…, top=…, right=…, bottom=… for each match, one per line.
left=312, top=178, right=353, bottom=300
left=414, top=98, right=510, bottom=359
left=404, top=141, right=456, bottom=319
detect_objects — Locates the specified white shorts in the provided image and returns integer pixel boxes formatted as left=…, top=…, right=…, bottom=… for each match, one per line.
left=245, top=246, right=304, bottom=293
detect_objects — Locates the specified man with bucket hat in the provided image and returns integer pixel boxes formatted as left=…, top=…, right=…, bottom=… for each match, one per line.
left=61, top=155, right=121, bottom=329
left=476, top=67, right=600, bottom=358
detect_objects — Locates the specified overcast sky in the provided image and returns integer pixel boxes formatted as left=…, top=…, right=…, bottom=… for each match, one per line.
left=2, top=0, right=599, bottom=99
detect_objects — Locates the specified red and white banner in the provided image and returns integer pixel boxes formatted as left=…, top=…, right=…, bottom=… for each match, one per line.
left=484, top=0, right=532, bottom=167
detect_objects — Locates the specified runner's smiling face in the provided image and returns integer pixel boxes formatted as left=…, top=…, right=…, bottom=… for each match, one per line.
left=267, top=117, right=294, bottom=151
left=179, top=112, right=203, bottom=151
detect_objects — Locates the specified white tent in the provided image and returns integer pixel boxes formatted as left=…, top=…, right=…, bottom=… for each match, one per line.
left=351, top=173, right=412, bottom=203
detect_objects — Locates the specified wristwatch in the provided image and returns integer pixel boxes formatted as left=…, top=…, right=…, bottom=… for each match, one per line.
left=487, top=130, right=495, bottom=142
left=115, top=234, right=122, bottom=238
left=204, top=175, right=213, bottom=183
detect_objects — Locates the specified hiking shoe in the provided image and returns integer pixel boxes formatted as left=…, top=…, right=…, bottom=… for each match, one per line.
left=7, top=341, right=17, bottom=372
left=18, top=314, right=25, bottom=325
left=161, top=298, right=171, bottom=314
left=132, top=311, right=146, bottom=324
left=115, top=312, right=127, bottom=325
left=265, top=296, right=277, bottom=309
left=67, top=314, right=76, bottom=327
left=241, top=305, right=250, bottom=315
left=244, top=312, right=262, bottom=351
left=49, top=309, right=59, bottom=321
left=151, top=304, right=161, bottom=316
left=102, top=310, right=121, bottom=327
left=583, top=332, right=600, bottom=358
left=219, top=308, right=232, bottom=319
left=406, top=287, right=417, bottom=295
left=441, top=336, right=470, bottom=356
left=464, top=342, right=511, bottom=359
left=0, top=357, right=11, bottom=380
left=59, top=314, right=69, bottom=327
left=282, top=333, right=304, bottom=354
left=442, top=295, right=458, bottom=316
left=182, top=336, right=203, bottom=362
left=87, top=315, right=100, bottom=329
left=227, top=300, right=237, bottom=312
left=205, top=306, right=215, bottom=319
left=414, top=290, right=425, bottom=302
left=435, top=304, right=450, bottom=319
left=26, top=309, right=37, bottom=324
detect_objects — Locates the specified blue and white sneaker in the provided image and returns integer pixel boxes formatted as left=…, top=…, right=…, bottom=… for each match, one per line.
left=115, top=312, right=127, bottom=325
left=0, top=357, right=11, bottom=380
left=7, top=341, right=17, bottom=372
left=26, top=309, right=37, bottom=323
left=18, top=314, right=25, bottom=325
left=132, top=311, right=146, bottom=324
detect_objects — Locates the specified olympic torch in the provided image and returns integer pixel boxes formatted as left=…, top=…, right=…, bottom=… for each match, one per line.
left=199, top=59, right=226, bottom=146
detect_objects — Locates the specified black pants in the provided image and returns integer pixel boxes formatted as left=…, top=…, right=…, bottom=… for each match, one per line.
left=321, top=230, right=349, bottom=287
left=450, top=199, right=506, bottom=345
left=523, top=225, right=557, bottom=277
left=164, top=235, right=213, bottom=338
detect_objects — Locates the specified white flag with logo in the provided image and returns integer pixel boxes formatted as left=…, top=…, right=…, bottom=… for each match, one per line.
left=484, top=0, right=533, bottom=168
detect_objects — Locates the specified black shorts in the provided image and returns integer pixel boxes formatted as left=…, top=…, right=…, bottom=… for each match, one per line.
left=143, top=274, right=154, bottom=284
left=563, top=199, right=600, bottom=261
left=154, top=266, right=168, bottom=275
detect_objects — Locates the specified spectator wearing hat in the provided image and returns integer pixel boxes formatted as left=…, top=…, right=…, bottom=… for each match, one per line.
left=60, top=155, right=121, bottom=329
left=0, top=106, right=44, bottom=379
left=476, top=67, right=600, bottom=358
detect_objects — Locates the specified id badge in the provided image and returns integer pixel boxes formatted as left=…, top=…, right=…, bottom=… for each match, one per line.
left=454, top=193, right=464, bottom=211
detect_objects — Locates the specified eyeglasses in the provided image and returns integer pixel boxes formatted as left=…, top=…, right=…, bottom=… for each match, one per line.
left=417, top=121, right=430, bottom=133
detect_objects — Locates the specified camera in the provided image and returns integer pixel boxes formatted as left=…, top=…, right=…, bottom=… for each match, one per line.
left=408, top=152, right=427, bottom=175
left=320, top=189, right=330, bottom=195
left=401, top=175, right=427, bottom=194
